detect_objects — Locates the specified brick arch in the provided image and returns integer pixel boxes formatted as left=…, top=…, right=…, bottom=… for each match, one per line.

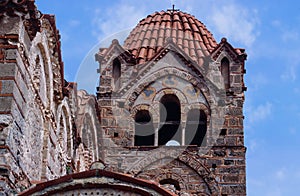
left=154, top=171, right=187, bottom=191
left=184, top=103, right=211, bottom=124
left=131, top=104, right=158, bottom=120
left=126, top=150, right=220, bottom=195
left=154, top=88, right=188, bottom=105
left=125, top=67, right=211, bottom=111
left=56, top=98, right=73, bottom=160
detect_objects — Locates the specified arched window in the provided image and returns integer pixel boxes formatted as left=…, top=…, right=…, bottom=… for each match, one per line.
left=185, top=109, right=207, bottom=146
left=159, top=94, right=181, bottom=145
left=221, top=57, right=230, bottom=89
left=134, top=110, right=155, bottom=146
left=112, top=58, right=121, bottom=89
left=160, top=179, right=181, bottom=191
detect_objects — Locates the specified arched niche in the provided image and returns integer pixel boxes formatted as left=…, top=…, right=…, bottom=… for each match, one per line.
left=112, top=58, right=121, bottom=90
left=221, top=57, right=230, bottom=90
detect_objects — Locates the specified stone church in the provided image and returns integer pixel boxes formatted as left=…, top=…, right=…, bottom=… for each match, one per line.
left=0, top=1, right=247, bottom=195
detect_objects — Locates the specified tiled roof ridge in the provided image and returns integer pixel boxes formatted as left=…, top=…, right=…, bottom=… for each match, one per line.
left=123, top=10, right=218, bottom=65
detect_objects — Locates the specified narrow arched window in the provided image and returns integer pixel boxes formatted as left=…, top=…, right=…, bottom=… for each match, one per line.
left=221, top=57, right=230, bottom=89
left=159, top=94, right=181, bottom=145
left=185, top=109, right=207, bottom=146
left=134, top=110, right=155, bottom=146
left=112, top=58, right=121, bottom=89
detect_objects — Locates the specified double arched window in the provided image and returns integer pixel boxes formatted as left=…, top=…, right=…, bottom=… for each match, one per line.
left=134, top=94, right=207, bottom=147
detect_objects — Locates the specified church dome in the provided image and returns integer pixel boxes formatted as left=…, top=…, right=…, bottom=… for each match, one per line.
left=124, top=10, right=218, bottom=64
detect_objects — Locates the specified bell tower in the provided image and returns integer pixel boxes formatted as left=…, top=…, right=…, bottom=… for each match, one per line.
left=96, top=9, right=247, bottom=195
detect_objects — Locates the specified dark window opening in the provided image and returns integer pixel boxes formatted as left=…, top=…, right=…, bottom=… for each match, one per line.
left=221, top=57, right=230, bottom=89
left=185, top=109, right=207, bottom=146
left=134, top=110, right=155, bottom=146
left=159, top=179, right=181, bottom=191
left=112, top=58, right=121, bottom=89
left=220, top=129, right=227, bottom=136
left=159, top=94, right=181, bottom=145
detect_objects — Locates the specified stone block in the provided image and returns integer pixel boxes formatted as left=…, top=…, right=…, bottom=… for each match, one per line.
left=234, top=75, right=242, bottom=83
left=228, top=129, right=243, bottom=135
left=213, top=149, right=226, bottom=157
left=0, top=80, right=14, bottom=94
left=5, top=49, right=17, bottom=60
left=215, top=138, right=225, bottom=146
left=223, top=175, right=240, bottom=183
left=0, top=97, right=12, bottom=112
left=219, top=167, right=240, bottom=174
left=228, top=149, right=245, bottom=157
left=224, top=159, right=234, bottom=166
left=221, top=185, right=246, bottom=195
left=225, top=137, right=237, bottom=146
left=0, top=17, right=21, bottom=35
left=0, top=63, right=16, bottom=77
left=230, top=65, right=241, bottom=72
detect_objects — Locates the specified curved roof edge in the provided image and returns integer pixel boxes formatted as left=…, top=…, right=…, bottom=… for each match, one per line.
left=19, top=169, right=176, bottom=196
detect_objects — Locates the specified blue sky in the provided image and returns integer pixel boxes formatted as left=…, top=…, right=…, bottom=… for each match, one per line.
left=36, top=0, right=300, bottom=195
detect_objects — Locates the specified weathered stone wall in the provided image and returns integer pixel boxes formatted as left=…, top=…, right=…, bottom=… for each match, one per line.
left=0, top=2, right=99, bottom=194
left=97, top=36, right=247, bottom=195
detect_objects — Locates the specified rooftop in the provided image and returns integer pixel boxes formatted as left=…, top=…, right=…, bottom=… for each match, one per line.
left=123, top=10, right=218, bottom=64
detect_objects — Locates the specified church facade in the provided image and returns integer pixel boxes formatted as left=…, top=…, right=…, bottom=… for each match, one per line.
left=0, top=1, right=247, bottom=195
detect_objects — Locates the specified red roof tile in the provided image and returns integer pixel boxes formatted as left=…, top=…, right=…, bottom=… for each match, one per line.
left=124, top=10, right=218, bottom=65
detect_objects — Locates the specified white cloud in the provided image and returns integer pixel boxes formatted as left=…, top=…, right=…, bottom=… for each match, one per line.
left=249, top=72, right=269, bottom=91
left=69, top=20, right=80, bottom=27
left=210, top=3, right=259, bottom=47
left=248, top=139, right=258, bottom=152
left=266, top=187, right=282, bottom=196
left=247, top=102, right=272, bottom=123
left=280, top=64, right=297, bottom=82
left=275, top=167, right=287, bottom=181
left=282, top=30, right=299, bottom=42
left=93, top=4, right=146, bottom=42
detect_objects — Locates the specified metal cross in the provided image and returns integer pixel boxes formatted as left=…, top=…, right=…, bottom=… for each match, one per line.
left=167, top=4, right=179, bottom=13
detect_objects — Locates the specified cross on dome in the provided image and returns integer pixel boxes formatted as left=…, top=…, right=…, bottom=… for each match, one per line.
left=167, top=4, right=180, bottom=13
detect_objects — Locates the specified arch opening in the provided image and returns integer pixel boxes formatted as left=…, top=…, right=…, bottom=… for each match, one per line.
left=159, top=178, right=181, bottom=191
left=159, top=94, right=181, bottom=145
left=185, top=109, right=207, bottom=146
left=134, top=110, right=155, bottom=146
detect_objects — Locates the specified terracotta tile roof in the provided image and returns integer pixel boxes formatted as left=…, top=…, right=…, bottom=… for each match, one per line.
left=124, top=10, right=218, bottom=65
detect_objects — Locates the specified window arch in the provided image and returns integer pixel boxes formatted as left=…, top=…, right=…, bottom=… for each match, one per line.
left=159, top=179, right=181, bottom=191
left=158, top=94, right=181, bottom=145
left=221, top=57, right=230, bottom=89
left=134, top=110, right=155, bottom=146
left=112, top=58, right=121, bottom=89
left=185, top=109, right=207, bottom=146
